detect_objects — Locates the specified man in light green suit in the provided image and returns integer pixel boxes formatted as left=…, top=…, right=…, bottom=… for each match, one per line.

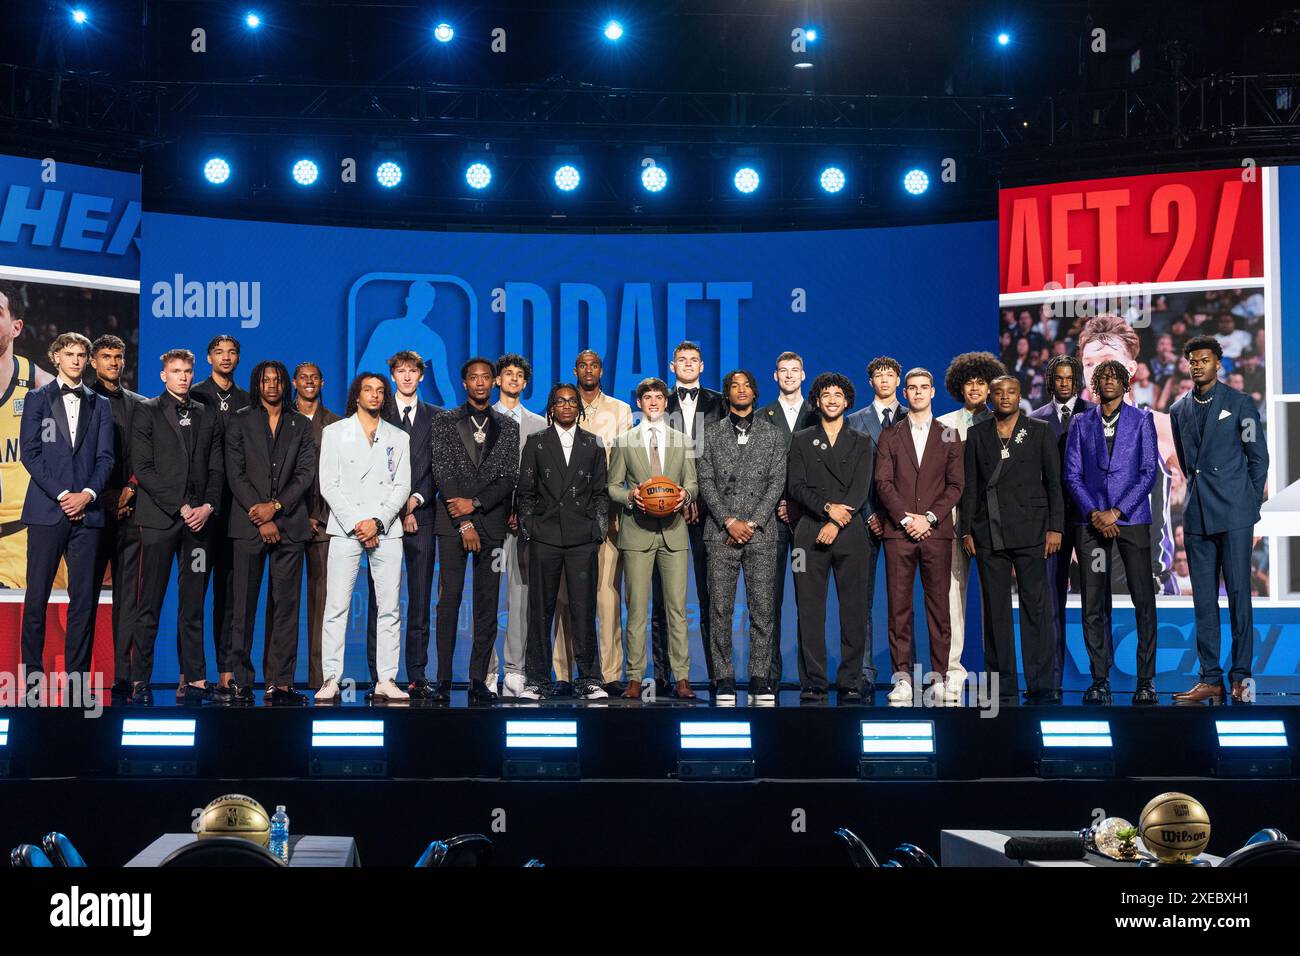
left=607, top=377, right=698, bottom=700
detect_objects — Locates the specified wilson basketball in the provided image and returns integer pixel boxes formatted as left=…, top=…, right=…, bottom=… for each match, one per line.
left=197, top=794, right=271, bottom=847
left=640, top=475, right=682, bottom=517
left=1138, top=792, right=1210, bottom=863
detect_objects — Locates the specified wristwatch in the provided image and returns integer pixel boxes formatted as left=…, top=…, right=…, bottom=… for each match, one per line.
left=899, top=515, right=913, bottom=527
left=925, top=511, right=938, bottom=528
left=271, top=499, right=282, bottom=512
left=372, top=516, right=386, bottom=536
left=471, top=497, right=483, bottom=511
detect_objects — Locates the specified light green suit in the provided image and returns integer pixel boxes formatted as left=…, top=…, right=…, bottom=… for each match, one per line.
left=607, top=421, right=698, bottom=683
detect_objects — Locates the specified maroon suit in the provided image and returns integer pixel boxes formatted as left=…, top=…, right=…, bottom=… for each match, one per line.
left=874, top=415, right=965, bottom=677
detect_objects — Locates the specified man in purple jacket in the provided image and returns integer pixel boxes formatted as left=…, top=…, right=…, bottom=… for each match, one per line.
left=1063, top=360, right=1160, bottom=706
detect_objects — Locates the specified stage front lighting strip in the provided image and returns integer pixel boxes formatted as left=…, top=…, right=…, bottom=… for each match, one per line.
left=121, top=718, right=196, bottom=748
left=0, top=717, right=8, bottom=746
left=311, top=720, right=385, bottom=748
left=1216, top=720, right=1289, bottom=748
left=680, top=722, right=752, bottom=750
left=1041, top=720, right=1113, bottom=748
left=861, top=721, right=935, bottom=755
left=506, top=720, right=578, bottom=749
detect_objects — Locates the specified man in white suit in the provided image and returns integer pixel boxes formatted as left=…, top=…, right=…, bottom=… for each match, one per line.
left=315, top=372, right=412, bottom=702
left=486, top=353, right=548, bottom=697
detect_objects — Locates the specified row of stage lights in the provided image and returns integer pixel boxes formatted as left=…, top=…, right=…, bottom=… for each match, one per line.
left=203, top=156, right=934, bottom=196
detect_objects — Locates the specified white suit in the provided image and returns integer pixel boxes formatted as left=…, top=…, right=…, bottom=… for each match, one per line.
left=318, top=415, right=411, bottom=684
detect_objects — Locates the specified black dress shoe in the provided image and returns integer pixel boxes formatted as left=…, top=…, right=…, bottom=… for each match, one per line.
left=799, top=685, right=828, bottom=701
left=1037, top=689, right=1063, bottom=705
left=111, top=679, right=132, bottom=698
left=468, top=680, right=499, bottom=704
left=602, top=681, right=625, bottom=697
left=552, top=681, right=574, bottom=698
left=209, top=682, right=235, bottom=701
left=267, top=686, right=306, bottom=705
left=1133, top=680, right=1158, bottom=706
left=1082, top=680, right=1112, bottom=705
left=130, top=683, right=154, bottom=706
left=839, top=686, right=864, bottom=704
left=408, top=679, right=435, bottom=700
left=431, top=680, right=452, bottom=703
left=182, top=683, right=218, bottom=705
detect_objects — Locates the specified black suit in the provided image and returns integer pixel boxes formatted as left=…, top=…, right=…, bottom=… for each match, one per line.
left=429, top=403, right=519, bottom=682
left=959, top=416, right=1064, bottom=697
left=225, top=404, right=317, bottom=687
left=760, top=397, right=819, bottom=685
left=656, top=384, right=726, bottom=684
left=127, top=392, right=224, bottom=685
left=1029, top=397, right=1108, bottom=687
left=785, top=422, right=875, bottom=694
left=188, top=377, right=250, bottom=679
left=516, top=426, right=609, bottom=688
left=89, top=381, right=145, bottom=686
left=366, top=399, right=440, bottom=684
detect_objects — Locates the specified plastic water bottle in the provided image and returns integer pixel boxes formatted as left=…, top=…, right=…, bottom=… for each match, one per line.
left=270, top=806, right=290, bottom=864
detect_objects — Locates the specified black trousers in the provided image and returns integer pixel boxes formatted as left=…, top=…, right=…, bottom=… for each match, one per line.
left=91, top=506, right=141, bottom=684
left=653, top=517, right=712, bottom=683
left=366, top=522, right=436, bottom=683
left=1044, top=526, right=1111, bottom=688
left=231, top=536, right=304, bottom=687
left=525, top=539, right=600, bottom=686
left=772, top=519, right=795, bottom=685
left=181, top=522, right=235, bottom=678
left=974, top=542, right=1054, bottom=697
left=133, top=520, right=208, bottom=685
left=1077, top=523, right=1157, bottom=682
left=792, top=522, right=870, bottom=693
left=435, top=532, right=503, bottom=683
left=21, top=520, right=100, bottom=677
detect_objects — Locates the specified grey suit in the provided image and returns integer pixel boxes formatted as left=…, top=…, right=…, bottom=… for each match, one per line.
left=696, top=415, right=786, bottom=681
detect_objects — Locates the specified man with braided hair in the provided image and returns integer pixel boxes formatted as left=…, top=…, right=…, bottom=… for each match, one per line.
left=1063, top=360, right=1160, bottom=706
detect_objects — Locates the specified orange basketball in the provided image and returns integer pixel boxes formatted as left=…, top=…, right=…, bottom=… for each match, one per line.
left=640, top=475, right=683, bottom=517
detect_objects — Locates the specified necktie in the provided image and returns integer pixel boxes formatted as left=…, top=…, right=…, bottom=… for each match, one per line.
left=402, top=405, right=413, bottom=430
left=1060, top=405, right=1071, bottom=427
left=649, top=428, right=662, bottom=473
left=881, top=407, right=893, bottom=430
left=678, top=387, right=699, bottom=401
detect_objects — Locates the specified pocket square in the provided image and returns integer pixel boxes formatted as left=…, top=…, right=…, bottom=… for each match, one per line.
left=1218, top=410, right=1232, bottom=420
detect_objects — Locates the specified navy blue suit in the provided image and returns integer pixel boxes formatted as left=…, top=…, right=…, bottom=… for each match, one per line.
left=19, top=379, right=115, bottom=677
left=1170, top=383, right=1268, bottom=685
left=1030, top=398, right=1108, bottom=687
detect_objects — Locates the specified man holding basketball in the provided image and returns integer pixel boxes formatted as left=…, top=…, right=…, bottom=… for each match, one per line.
left=607, top=378, right=697, bottom=699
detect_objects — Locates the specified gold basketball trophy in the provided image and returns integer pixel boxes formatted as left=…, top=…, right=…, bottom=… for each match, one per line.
left=197, top=793, right=272, bottom=848
left=1136, top=792, right=1212, bottom=866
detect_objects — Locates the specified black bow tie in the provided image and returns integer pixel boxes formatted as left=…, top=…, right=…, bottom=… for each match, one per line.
left=176, top=399, right=193, bottom=414
left=60, top=384, right=81, bottom=396
left=678, top=387, right=699, bottom=401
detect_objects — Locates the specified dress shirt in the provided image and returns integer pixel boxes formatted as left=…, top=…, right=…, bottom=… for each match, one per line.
left=555, top=422, right=577, bottom=465
left=494, top=399, right=523, bottom=425
left=728, top=409, right=755, bottom=441
left=909, top=413, right=933, bottom=465
left=55, top=376, right=96, bottom=502
left=676, top=385, right=700, bottom=439
left=873, top=399, right=901, bottom=429
left=778, top=395, right=803, bottom=433
left=1053, top=396, right=1078, bottom=424
left=395, top=394, right=423, bottom=503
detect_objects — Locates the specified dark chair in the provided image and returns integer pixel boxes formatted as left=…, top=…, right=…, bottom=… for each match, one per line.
left=414, top=833, right=494, bottom=867
left=889, top=843, right=938, bottom=867
left=1218, top=839, right=1300, bottom=867
left=159, top=837, right=285, bottom=868
left=42, top=832, right=86, bottom=867
left=833, top=828, right=881, bottom=868
left=10, top=844, right=55, bottom=868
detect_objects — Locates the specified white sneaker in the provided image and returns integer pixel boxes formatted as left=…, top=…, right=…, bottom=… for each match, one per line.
left=944, top=675, right=965, bottom=703
left=887, top=679, right=913, bottom=703
left=501, top=672, right=527, bottom=699
left=517, top=683, right=544, bottom=701
left=373, top=679, right=410, bottom=701
left=485, top=675, right=500, bottom=697
left=580, top=682, right=609, bottom=700
left=314, top=678, right=340, bottom=702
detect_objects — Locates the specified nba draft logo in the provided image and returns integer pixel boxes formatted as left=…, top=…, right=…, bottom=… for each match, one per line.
left=349, top=273, right=479, bottom=408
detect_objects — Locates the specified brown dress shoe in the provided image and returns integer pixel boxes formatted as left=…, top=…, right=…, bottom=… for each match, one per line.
left=674, top=679, right=697, bottom=700
left=622, top=680, right=642, bottom=700
left=1230, top=681, right=1251, bottom=703
left=1172, top=682, right=1224, bottom=703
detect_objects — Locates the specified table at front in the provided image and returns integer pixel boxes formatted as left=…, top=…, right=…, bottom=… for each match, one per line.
left=941, top=830, right=1222, bottom=868
left=125, top=833, right=360, bottom=867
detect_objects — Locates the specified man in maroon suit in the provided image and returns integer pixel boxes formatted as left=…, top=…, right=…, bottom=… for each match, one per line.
left=874, top=367, right=965, bottom=703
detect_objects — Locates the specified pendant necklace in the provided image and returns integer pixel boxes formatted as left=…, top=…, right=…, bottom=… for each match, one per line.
left=470, top=414, right=489, bottom=444
left=1102, top=409, right=1120, bottom=439
left=217, top=389, right=232, bottom=412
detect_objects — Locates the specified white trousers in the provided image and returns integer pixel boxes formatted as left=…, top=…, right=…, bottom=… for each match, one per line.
left=947, top=538, right=969, bottom=681
left=321, top=535, right=403, bottom=683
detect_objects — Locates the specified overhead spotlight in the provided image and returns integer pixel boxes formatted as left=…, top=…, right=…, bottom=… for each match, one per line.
left=244, top=11, right=262, bottom=30
left=203, top=157, right=232, bottom=185
left=641, top=164, right=668, bottom=193
left=553, top=164, right=581, bottom=192
left=434, top=22, right=454, bottom=43
left=903, top=168, right=930, bottom=196
left=465, top=162, right=492, bottom=190
left=733, top=166, right=760, bottom=194
left=375, top=161, right=403, bottom=188
left=291, top=159, right=319, bottom=187
left=805, top=28, right=818, bottom=42
left=604, top=20, right=624, bottom=41
left=997, top=31, right=1011, bottom=46
left=70, top=8, right=89, bottom=26
left=819, top=166, right=846, bottom=194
